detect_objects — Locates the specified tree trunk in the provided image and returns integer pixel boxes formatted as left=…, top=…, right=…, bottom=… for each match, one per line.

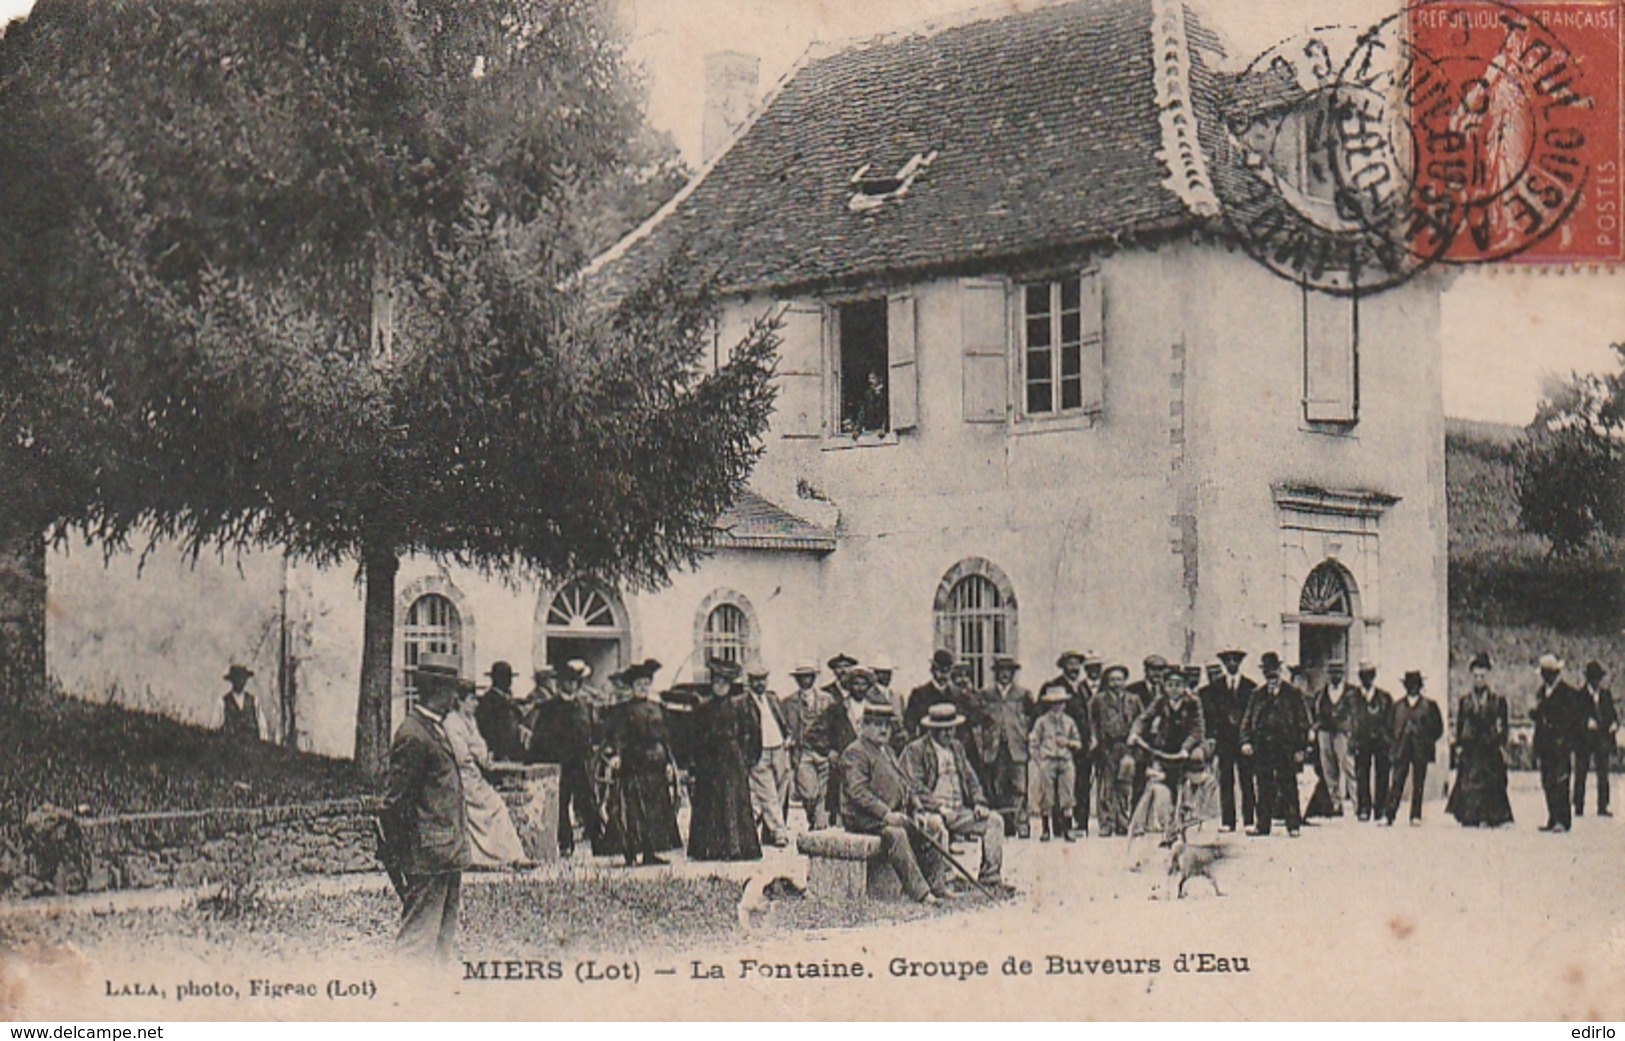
left=354, top=543, right=399, bottom=782
left=0, top=524, right=46, bottom=702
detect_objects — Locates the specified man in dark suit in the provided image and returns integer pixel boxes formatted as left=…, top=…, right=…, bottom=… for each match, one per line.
left=840, top=702, right=946, bottom=904
left=906, top=649, right=956, bottom=737
left=530, top=660, right=601, bottom=856
left=782, top=663, right=833, bottom=829
left=1574, top=660, right=1617, bottom=818
left=1531, top=654, right=1588, bottom=832
left=1241, top=652, right=1309, bottom=837
left=823, top=652, right=857, bottom=704
left=976, top=656, right=1032, bottom=837
left=1043, top=650, right=1096, bottom=837
left=380, top=653, right=469, bottom=961
left=474, top=660, right=526, bottom=763
left=217, top=663, right=266, bottom=744
left=744, top=664, right=793, bottom=847
left=1349, top=662, right=1394, bottom=821
left=808, top=665, right=872, bottom=824
left=1200, top=647, right=1257, bottom=831
left=1381, top=671, right=1444, bottom=826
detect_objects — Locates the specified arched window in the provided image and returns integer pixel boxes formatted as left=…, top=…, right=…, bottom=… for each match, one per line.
left=704, top=603, right=751, bottom=665
left=547, top=582, right=621, bottom=630
left=933, top=559, right=1018, bottom=690
left=1300, top=561, right=1353, bottom=617
left=693, top=589, right=761, bottom=671
left=402, top=593, right=463, bottom=708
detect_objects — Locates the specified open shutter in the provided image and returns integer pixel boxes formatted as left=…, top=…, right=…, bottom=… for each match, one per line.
left=961, top=278, right=1009, bottom=423
left=1080, top=270, right=1105, bottom=414
left=1303, top=288, right=1357, bottom=424
left=775, top=302, right=825, bottom=438
left=888, top=293, right=919, bottom=432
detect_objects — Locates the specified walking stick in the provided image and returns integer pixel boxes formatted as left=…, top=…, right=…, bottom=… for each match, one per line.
left=903, top=816, right=1001, bottom=902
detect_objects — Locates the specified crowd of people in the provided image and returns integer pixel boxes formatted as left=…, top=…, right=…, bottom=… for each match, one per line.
left=369, top=642, right=1617, bottom=955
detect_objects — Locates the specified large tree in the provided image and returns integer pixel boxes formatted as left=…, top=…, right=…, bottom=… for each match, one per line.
left=0, top=0, right=775, bottom=776
left=1514, top=343, right=1625, bottom=554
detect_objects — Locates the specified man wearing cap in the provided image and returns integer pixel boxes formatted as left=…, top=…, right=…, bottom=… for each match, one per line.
left=1349, top=662, right=1394, bottom=822
left=906, top=650, right=957, bottom=737
left=1312, top=662, right=1361, bottom=817
left=976, top=656, right=1032, bottom=836
left=824, top=653, right=858, bottom=704
left=380, top=653, right=469, bottom=960
left=474, top=661, right=526, bottom=763
left=1200, top=648, right=1257, bottom=831
left=839, top=702, right=946, bottom=904
left=744, top=664, right=793, bottom=847
left=530, top=660, right=602, bottom=857
left=1240, top=652, right=1310, bottom=837
left=216, top=663, right=266, bottom=744
left=1129, top=666, right=1207, bottom=842
left=783, top=664, right=833, bottom=829
left=1574, top=661, right=1616, bottom=817
left=1126, top=656, right=1166, bottom=717
left=1090, top=664, right=1138, bottom=836
left=901, top=703, right=1004, bottom=886
left=1530, top=654, right=1587, bottom=832
left=1381, top=671, right=1444, bottom=827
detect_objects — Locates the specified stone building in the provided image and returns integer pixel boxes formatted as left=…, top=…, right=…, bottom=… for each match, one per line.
left=47, top=0, right=1448, bottom=760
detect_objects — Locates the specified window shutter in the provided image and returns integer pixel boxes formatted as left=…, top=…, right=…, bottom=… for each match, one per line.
left=1303, top=289, right=1357, bottom=424
left=887, top=294, right=919, bottom=432
left=1080, top=270, right=1105, bottom=414
left=775, top=302, right=825, bottom=438
left=961, top=278, right=1009, bottom=423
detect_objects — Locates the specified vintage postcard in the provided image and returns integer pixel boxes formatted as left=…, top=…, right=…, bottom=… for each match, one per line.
left=0, top=0, right=1621, bottom=1022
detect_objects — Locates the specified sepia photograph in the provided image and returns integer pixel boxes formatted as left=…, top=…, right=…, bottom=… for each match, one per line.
left=0, top=0, right=1620, bottom=1023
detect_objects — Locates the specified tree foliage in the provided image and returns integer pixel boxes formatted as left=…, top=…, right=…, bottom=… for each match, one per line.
left=1513, top=343, right=1625, bottom=554
left=0, top=0, right=775, bottom=774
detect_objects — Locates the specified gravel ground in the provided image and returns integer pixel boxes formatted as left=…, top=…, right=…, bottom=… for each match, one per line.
left=3, top=773, right=1620, bottom=1020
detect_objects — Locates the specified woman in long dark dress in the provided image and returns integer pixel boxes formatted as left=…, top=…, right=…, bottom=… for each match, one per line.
left=603, top=659, right=683, bottom=866
left=686, top=658, right=763, bottom=862
left=1447, top=653, right=1514, bottom=827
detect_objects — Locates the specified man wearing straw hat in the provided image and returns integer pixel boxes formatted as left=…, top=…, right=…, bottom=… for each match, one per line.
left=901, top=702, right=1005, bottom=886
left=1530, top=653, right=1587, bottom=832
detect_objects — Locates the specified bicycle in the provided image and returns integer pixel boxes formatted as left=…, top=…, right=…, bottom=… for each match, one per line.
left=1124, top=740, right=1217, bottom=866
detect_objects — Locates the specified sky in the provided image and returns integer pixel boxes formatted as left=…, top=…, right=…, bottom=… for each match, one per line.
left=2, top=0, right=1619, bottom=425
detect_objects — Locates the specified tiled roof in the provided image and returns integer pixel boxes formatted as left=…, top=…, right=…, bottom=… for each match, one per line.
left=711, top=491, right=836, bottom=553
left=589, top=0, right=1230, bottom=299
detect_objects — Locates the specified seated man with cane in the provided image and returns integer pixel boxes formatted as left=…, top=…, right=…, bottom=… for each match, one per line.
left=839, top=701, right=949, bottom=905
left=900, top=702, right=1004, bottom=889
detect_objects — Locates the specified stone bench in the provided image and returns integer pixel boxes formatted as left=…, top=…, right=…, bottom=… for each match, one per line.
left=796, top=829, right=903, bottom=903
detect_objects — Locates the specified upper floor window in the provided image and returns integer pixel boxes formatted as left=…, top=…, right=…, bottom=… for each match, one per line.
left=1303, top=288, right=1358, bottom=427
left=1019, top=271, right=1103, bottom=419
left=836, top=298, right=890, bottom=436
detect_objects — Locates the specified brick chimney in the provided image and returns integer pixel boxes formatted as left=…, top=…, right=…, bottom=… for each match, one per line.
left=702, top=51, right=760, bottom=164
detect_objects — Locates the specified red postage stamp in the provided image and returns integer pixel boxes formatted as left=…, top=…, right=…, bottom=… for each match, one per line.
left=1405, top=0, right=1623, bottom=264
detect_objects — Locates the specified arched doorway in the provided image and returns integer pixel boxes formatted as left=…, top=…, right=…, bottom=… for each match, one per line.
left=540, top=580, right=630, bottom=682
left=1296, top=561, right=1355, bottom=695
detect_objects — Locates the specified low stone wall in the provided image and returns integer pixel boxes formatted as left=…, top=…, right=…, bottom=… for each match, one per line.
left=4, top=799, right=382, bottom=898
